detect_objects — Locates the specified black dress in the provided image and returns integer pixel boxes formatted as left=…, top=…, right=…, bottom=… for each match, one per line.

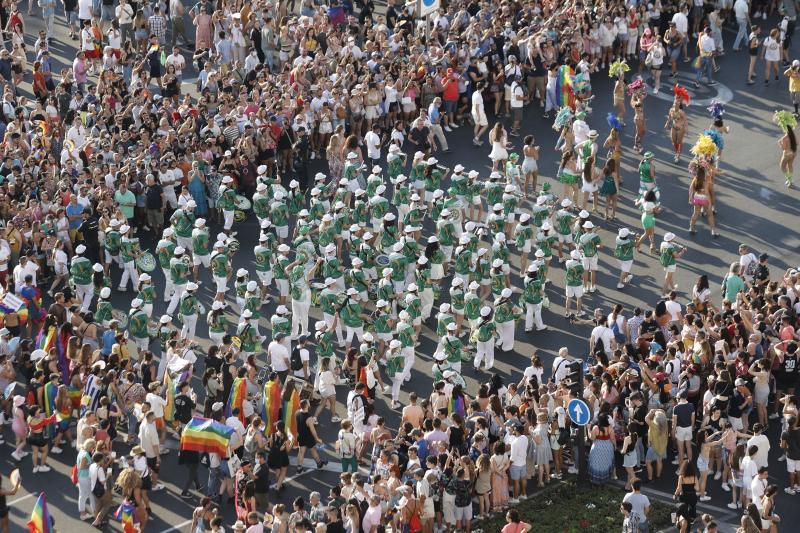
left=267, top=433, right=289, bottom=468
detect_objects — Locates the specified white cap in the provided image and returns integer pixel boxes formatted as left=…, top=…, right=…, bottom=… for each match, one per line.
left=257, top=165, right=268, bottom=175
left=440, top=303, right=451, bottom=312
left=664, top=232, right=676, bottom=242
left=519, top=213, right=531, bottom=223
left=383, top=268, right=393, bottom=277
left=324, top=243, right=336, bottom=253
left=322, top=213, right=333, bottom=222
left=469, top=281, right=480, bottom=290
left=278, top=244, right=290, bottom=253
left=186, top=200, right=197, bottom=208
left=389, top=339, right=402, bottom=349
left=119, top=224, right=130, bottom=233
left=194, top=218, right=206, bottom=227
left=212, top=301, right=224, bottom=310
left=372, top=165, right=382, bottom=174
left=399, top=310, right=410, bottom=320
left=468, top=170, right=479, bottom=178
left=315, top=321, right=326, bottom=331
left=579, top=210, right=590, bottom=218
left=276, top=305, right=288, bottom=314
left=504, top=184, right=515, bottom=193
left=92, top=263, right=104, bottom=272
left=76, top=244, right=87, bottom=254
left=363, top=332, right=374, bottom=342
left=247, top=281, right=258, bottom=291
left=407, top=283, right=418, bottom=292
left=426, top=157, right=438, bottom=166
left=346, top=288, right=358, bottom=296
left=139, top=273, right=151, bottom=282
left=174, top=246, right=186, bottom=255
left=446, top=322, right=457, bottom=331
left=256, top=183, right=268, bottom=192
left=560, top=199, right=572, bottom=208
left=222, top=176, right=234, bottom=184
left=541, top=221, right=553, bottom=231
left=492, top=258, right=503, bottom=268
left=352, top=257, right=363, bottom=266
left=477, top=248, right=487, bottom=257
left=452, top=277, right=464, bottom=287
left=212, top=402, right=224, bottom=412
left=315, top=172, right=326, bottom=181
left=163, top=228, right=174, bottom=237
left=100, top=287, right=111, bottom=298
left=243, top=309, right=253, bottom=318
left=492, top=203, right=503, bottom=212
left=527, top=264, right=538, bottom=273
left=501, top=288, right=513, bottom=298
left=535, top=249, right=545, bottom=258
left=237, top=268, right=248, bottom=277
left=570, top=250, right=582, bottom=260
left=289, top=180, right=299, bottom=188
left=480, top=306, right=492, bottom=317
left=427, top=236, right=439, bottom=243
left=131, top=298, right=143, bottom=308
left=417, top=256, right=428, bottom=265
left=363, top=232, right=373, bottom=240
left=454, top=164, right=465, bottom=172
left=618, top=228, right=630, bottom=238
left=536, top=196, right=547, bottom=206
left=274, top=191, right=284, bottom=201
left=440, top=208, right=451, bottom=217
left=186, top=282, right=199, bottom=291
left=215, top=240, right=226, bottom=248
left=376, top=299, right=388, bottom=307
left=160, top=315, right=172, bottom=324
left=583, top=221, right=594, bottom=229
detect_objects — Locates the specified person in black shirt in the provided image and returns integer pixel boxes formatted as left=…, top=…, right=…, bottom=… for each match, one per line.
left=754, top=254, right=770, bottom=292
left=253, top=451, right=270, bottom=512
left=144, top=174, right=165, bottom=233
left=173, top=381, right=196, bottom=427
left=292, top=127, right=311, bottom=191
left=781, top=416, right=800, bottom=491
left=385, top=0, right=398, bottom=29
left=295, top=399, right=326, bottom=473
left=76, top=208, right=100, bottom=264
left=408, top=118, right=431, bottom=154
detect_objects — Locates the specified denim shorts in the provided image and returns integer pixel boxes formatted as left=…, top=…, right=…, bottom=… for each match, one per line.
left=509, top=464, right=526, bottom=480
left=443, top=100, right=457, bottom=115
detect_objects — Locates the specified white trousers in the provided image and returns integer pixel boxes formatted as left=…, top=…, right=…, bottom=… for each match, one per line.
left=161, top=268, right=174, bottom=302
left=291, top=297, right=311, bottom=338
left=76, top=283, right=94, bottom=312
left=324, top=312, right=345, bottom=346
left=497, top=320, right=515, bottom=351
left=222, top=209, right=234, bottom=231
left=420, top=288, right=434, bottom=320
left=402, top=346, right=415, bottom=382
left=525, top=302, right=545, bottom=330
left=119, top=260, right=139, bottom=290
left=474, top=338, right=495, bottom=370
left=166, top=283, right=187, bottom=316
left=181, top=313, right=198, bottom=340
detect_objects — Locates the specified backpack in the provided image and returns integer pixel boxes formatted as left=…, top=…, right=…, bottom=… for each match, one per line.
left=610, top=320, right=626, bottom=344
left=290, top=345, right=303, bottom=372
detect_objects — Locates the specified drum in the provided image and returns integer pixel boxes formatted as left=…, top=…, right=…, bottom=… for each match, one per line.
left=228, top=238, right=240, bottom=253
left=111, top=309, right=128, bottom=329
left=147, top=320, right=158, bottom=337
left=136, top=252, right=157, bottom=272
left=234, top=195, right=252, bottom=210
left=375, top=254, right=390, bottom=277
left=311, top=282, right=325, bottom=306
left=234, top=210, right=247, bottom=223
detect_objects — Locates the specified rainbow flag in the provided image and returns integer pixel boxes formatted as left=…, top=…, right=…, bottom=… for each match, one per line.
left=163, top=371, right=176, bottom=424
left=57, top=331, right=71, bottom=384
left=42, top=382, right=57, bottom=439
left=114, top=501, right=137, bottom=533
left=180, top=416, right=234, bottom=457
left=27, top=493, right=53, bottom=533
left=262, top=380, right=281, bottom=435
left=282, top=388, right=300, bottom=440
left=448, top=394, right=466, bottom=419
left=67, top=385, right=82, bottom=410
left=226, top=377, right=247, bottom=425
left=555, top=64, right=576, bottom=109
left=35, top=326, right=56, bottom=353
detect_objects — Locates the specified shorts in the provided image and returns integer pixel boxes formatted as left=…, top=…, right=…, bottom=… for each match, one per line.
left=276, top=279, right=289, bottom=296
left=787, top=458, right=800, bottom=473
left=442, top=492, right=456, bottom=524
left=696, top=456, right=708, bottom=473
left=193, top=254, right=211, bottom=267
left=146, top=456, right=160, bottom=473
left=557, top=233, right=573, bottom=244
left=341, top=456, right=358, bottom=473
left=645, top=447, right=666, bottom=462
left=619, top=260, right=633, bottom=273
left=146, top=209, right=164, bottom=228
left=214, top=276, right=228, bottom=293
left=65, top=10, right=78, bottom=25
left=155, top=417, right=165, bottom=430
left=512, top=107, right=523, bottom=123
left=140, top=474, right=152, bottom=491
left=675, top=426, right=693, bottom=442
left=566, top=285, right=584, bottom=299
left=100, top=4, right=115, bottom=21
left=454, top=505, right=472, bottom=522
left=257, top=270, right=272, bottom=286
left=728, top=416, right=743, bottom=431
left=277, top=226, right=288, bottom=239
left=443, top=100, right=456, bottom=115
left=255, top=492, right=269, bottom=510
left=664, top=264, right=676, bottom=273
left=509, top=464, right=526, bottom=480
left=582, top=255, right=598, bottom=271
left=472, top=112, right=488, bottom=127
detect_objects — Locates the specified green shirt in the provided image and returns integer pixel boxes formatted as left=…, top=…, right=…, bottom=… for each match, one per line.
left=207, top=311, right=228, bottom=334
left=245, top=294, right=261, bottom=319
left=218, top=187, right=237, bottom=211
left=556, top=209, right=574, bottom=235
left=105, top=230, right=121, bottom=254
left=660, top=243, right=676, bottom=267
left=273, top=256, right=290, bottom=280
left=192, top=228, right=210, bottom=256
left=565, top=259, right=584, bottom=286
left=271, top=315, right=291, bottom=337
left=171, top=209, right=194, bottom=238
left=515, top=224, right=534, bottom=249
left=138, top=285, right=156, bottom=305
left=289, top=265, right=307, bottom=301
left=96, top=300, right=113, bottom=323
left=129, top=310, right=149, bottom=338
left=614, top=237, right=634, bottom=261
left=436, top=312, right=454, bottom=337
left=404, top=295, right=421, bottom=319
left=120, top=237, right=140, bottom=263
left=396, top=322, right=414, bottom=347
left=319, top=288, right=342, bottom=315
left=494, top=301, right=516, bottom=323
left=270, top=201, right=289, bottom=227
left=253, top=246, right=271, bottom=273
left=70, top=256, right=93, bottom=285
left=464, top=293, right=481, bottom=320
left=349, top=268, right=368, bottom=293
left=437, top=220, right=455, bottom=247
left=386, top=353, right=404, bottom=378
left=372, top=312, right=392, bottom=334
left=476, top=319, right=496, bottom=342
left=252, top=192, right=270, bottom=219
left=316, top=330, right=334, bottom=358
left=442, top=335, right=462, bottom=363
left=340, top=299, right=363, bottom=328
left=211, top=252, right=230, bottom=277
left=579, top=232, right=601, bottom=257
left=449, top=287, right=465, bottom=311
left=169, top=257, right=190, bottom=285
left=156, top=238, right=176, bottom=269
left=179, top=293, right=199, bottom=316
left=523, top=277, right=543, bottom=304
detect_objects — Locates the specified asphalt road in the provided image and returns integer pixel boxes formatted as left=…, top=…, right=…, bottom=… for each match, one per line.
left=1, top=7, right=799, bottom=533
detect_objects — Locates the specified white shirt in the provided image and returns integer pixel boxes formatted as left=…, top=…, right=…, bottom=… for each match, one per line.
left=665, top=300, right=682, bottom=321
left=734, top=0, right=750, bottom=20
left=267, top=341, right=289, bottom=372
left=552, top=356, right=570, bottom=383
left=116, top=3, right=135, bottom=24
left=746, top=434, right=771, bottom=468
left=138, top=421, right=160, bottom=457
left=165, top=53, right=186, bottom=76
left=510, top=82, right=524, bottom=109
left=672, top=12, right=689, bottom=34
left=146, top=392, right=167, bottom=418
left=471, top=90, right=485, bottom=117
left=741, top=455, right=758, bottom=487
left=78, top=0, right=93, bottom=19
left=750, top=476, right=768, bottom=510
left=739, top=252, right=758, bottom=280
left=699, top=34, right=716, bottom=55
left=364, top=130, right=381, bottom=160
left=509, top=434, right=528, bottom=467
left=591, top=325, right=615, bottom=354
left=292, top=347, right=310, bottom=378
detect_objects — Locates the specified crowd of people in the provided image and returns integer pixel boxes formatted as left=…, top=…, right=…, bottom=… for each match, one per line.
left=0, top=0, right=795, bottom=532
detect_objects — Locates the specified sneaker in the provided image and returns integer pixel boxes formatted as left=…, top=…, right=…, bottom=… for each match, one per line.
left=671, top=459, right=680, bottom=465
left=80, top=512, right=92, bottom=521
left=38, top=465, right=51, bottom=472
left=785, top=487, right=796, bottom=495
left=625, top=274, right=633, bottom=283
left=508, top=498, right=520, bottom=505
left=763, top=12, right=767, bottom=19
left=770, top=413, right=780, bottom=420
left=11, top=451, right=20, bottom=461
left=331, top=416, right=341, bottom=423
left=180, top=491, right=192, bottom=498
left=727, top=502, right=739, bottom=509
left=51, top=446, right=63, bottom=454
left=708, top=81, right=717, bottom=86
left=296, top=466, right=305, bottom=474
left=714, top=471, right=722, bottom=480
left=152, top=483, right=165, bottom=491
left=721, top=483, right=730, bottom=492
left=518, top=494, right=528, bottom=500
left=444, top=126, right=452, bottom=132
left=694, top=82, right=700, bottom=88
left=653, top=88, right=659, bottom=94
left=617, top=283, right=625, bottom=289
left=779, top=454, right=787, bottom=462
left=568, top=466, right=578, bottom=474
left=699, top=495, right=711, bottom=502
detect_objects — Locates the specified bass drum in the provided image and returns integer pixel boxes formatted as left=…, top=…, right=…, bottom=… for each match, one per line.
left=136, top=252, right=157, bottom=272
left=234, top=210, right=247, bottom=223
left=375, top=254, right=390, bottom=278
left=234, top=195, right=252, bottom=210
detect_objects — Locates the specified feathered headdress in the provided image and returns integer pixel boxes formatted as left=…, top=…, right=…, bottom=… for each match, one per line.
left=774, top=110, right=798, bottom=131
left=552, top=106, right=574, bottom=131
left=688, top=157, right=713, bottom=176
left=608, top=59, right=630, bottom=79
left=702, top=129, right=723, bottom=150
left=607, top=112, right=623, bottom=131
left=707, top=100, right=725, bottom=119
left=626, top=78, right=645, bottom=97
left=673, top=85, right=690, bottom=105
left=571, top=72, right=590, bottom=93
left=690, top=135, right=719, bottom=157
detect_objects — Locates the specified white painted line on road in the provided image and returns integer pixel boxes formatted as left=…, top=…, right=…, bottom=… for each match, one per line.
left=159, top=519, right=192, bottom=533
left=8, top=493, right=35, bottom=506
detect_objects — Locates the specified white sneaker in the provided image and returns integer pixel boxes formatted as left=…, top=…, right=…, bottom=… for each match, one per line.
left=38, top=465, right=51, bottom=472
left=762, top=12, right=767, bottom=19
left=727, top=502, right=738, bottom=509
left=653, top=88, right=659, bottom=94
left=444, top=126, right=452, bottom=132
left=625, top=274, right=633, bottom=283
left=779, top=455, right=787, bottom=462
left=671, top=459, right=680, bottom=465
left=770, top=413, right=780, bottom=420
left=33, top=465, right=40, bottom=473
left=51, top=446, right=63, bottom=454
left=617, top=283, right=625, bottom=289
left=152, top=483, right=165, bottom=491
left=568, top=466, right=578, bottom=474
left=699, top=494, right=711, bottom=502
left=714, top=471, right=722, bottom=480
left=721, top=483, right=730, bottom=492
left=785, top=487, right=796, bottom=495
left=508, top=498, right=520, bottom=505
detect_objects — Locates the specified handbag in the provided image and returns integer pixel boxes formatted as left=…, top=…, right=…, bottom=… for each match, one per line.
left=228, top=453, right=242, bottom=474
left=92, top=477, right=106, bottom=498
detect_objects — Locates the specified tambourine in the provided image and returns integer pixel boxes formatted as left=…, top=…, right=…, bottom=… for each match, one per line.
left=228, top=238, right=240, bottom=253
left=234, top=195, right=252, bottom=210
left=111, top=309, right=128, bottom=329
left=136, top=252, right=157, bottom=272
left=234, top=210, right=247, bottom=223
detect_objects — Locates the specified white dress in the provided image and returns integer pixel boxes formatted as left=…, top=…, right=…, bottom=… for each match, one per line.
left=489, top=133, right=508, bottom=161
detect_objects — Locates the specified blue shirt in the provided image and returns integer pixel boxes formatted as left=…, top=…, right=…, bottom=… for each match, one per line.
left=427, top=104, right=440, bottom=125
left=102, top=329, right=116, bottom=356
left=65, top=202, right=84, bottom=229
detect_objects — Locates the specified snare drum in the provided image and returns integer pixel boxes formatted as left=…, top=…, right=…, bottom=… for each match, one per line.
left=147, top=320, right=158, bottom=337
left=136, top=252, right=157, bottom=272
left=311, top=282, right=325, bottom=306
left=375, top=254, right=390, bottom=278
left=227, top=238, right=240, bottom=253
left=111, top=309, right=128, bottom=329
left=234, top=195, right=252, bottom=211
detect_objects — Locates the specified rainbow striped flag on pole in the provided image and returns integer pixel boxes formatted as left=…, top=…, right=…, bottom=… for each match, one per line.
left=179, top=416, right=235, bottom=457
left=226, top=377, right=247, bottom=425
left=27, top=493, right=53, bottom=533
left=262, top=379, right=282, bottom=435
left=114, top=501, right=137, bottom=533
left=282, top=387, right=300, bottom=440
